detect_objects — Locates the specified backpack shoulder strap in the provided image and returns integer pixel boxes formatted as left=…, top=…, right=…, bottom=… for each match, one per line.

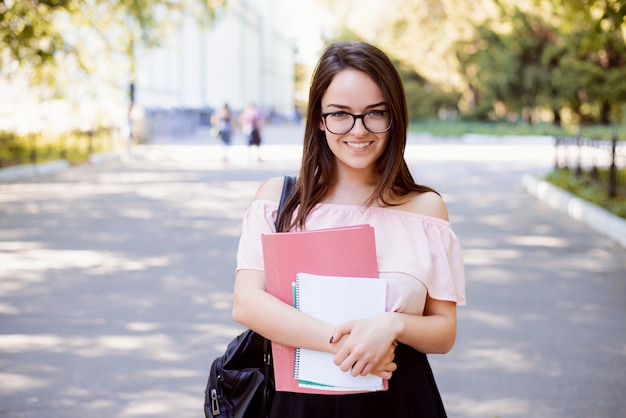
left=276, top=175, right=296, bottom=232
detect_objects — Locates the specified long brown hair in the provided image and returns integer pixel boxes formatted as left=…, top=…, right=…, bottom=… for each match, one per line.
left=277, top=41, right=436, bottom=232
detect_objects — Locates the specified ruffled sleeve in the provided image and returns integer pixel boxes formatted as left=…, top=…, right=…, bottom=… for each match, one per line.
left=422, top=221, right=466, bottom=306
left=368, top=208, right=465, bottom=306
left=236, top=200, right=277, bottom=272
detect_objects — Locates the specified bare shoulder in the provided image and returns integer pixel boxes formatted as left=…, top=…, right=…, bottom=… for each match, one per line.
left=254, top=176, right=286, bottom=202
left=397, top=191, right=449, bottom=221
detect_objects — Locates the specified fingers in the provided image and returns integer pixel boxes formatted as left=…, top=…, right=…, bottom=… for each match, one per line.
left=334, top=342, right=398, bottom=377
left=329, top=322, right=354, bottom=345
left=371, top=359, right=397, bottom=379
left=333, top=347, right=360, bottom=373
left=333, top=344, right=369, bottom=375
left=366, top=343, right=398, bottom=378
left=373, top=368, right=395, bottom=380
left=347, top=355, right=374, bottom=377
left=330, top=323, right=398, bottom=378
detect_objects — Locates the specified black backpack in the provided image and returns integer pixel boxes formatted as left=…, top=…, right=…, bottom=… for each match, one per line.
left=205, top=330, right=274, bottom=418
left=204, top=176, right=295, bottom=418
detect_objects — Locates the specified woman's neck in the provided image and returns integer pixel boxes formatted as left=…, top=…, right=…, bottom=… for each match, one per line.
left=325, top=174, right=381, bottom=206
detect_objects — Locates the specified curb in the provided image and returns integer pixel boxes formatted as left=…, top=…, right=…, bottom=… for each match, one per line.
left=0, top=152, right=120, bottom=183
left=521, top=174, right=626, bottom=249
left=0, top=160, right=70, bottom=183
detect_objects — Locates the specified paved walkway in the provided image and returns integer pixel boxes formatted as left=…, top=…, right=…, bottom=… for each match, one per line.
left=0, top=124, right=624, bottom=417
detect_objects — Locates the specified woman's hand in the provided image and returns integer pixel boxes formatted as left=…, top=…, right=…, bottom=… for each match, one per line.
left=369, top=341, right=397, bottom=380
left=330, top=313, right=399, bottom=378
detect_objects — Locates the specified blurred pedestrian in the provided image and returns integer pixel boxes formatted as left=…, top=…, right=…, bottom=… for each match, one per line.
left=239, top=102, right=263, bottom=161
left=212, top=103, right=233, bottom=161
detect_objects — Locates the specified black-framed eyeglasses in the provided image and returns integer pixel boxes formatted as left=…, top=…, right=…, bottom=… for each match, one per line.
left=321, top=110, right=392, bottom=135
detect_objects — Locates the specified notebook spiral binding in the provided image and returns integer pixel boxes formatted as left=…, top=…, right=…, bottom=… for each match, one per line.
left=293, top=273, right=302, bottom=379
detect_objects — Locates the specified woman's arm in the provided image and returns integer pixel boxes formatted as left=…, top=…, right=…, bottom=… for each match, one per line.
left=232, top=176, right=336, bottom=352
left=330, top=298, right=456, bottom=376
left=232, top=268, right=336, bottom=353
left=332, top=191, right=458, bottom=375
left=390, top=189, right=458, bottom=353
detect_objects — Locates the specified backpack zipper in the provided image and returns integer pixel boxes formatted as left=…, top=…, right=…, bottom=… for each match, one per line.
left=210, top=388, right=220, bottom=415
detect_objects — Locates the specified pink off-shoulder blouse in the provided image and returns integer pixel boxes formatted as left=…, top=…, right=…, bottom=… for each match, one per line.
left=236, top=200, right=466, bottom=315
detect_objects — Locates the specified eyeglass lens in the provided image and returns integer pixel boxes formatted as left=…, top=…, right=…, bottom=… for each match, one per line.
left=324, top=111, right=391, bottom=134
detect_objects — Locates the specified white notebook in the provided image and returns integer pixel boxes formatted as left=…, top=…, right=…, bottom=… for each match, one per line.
left=294, top=272, right=387, bottom=391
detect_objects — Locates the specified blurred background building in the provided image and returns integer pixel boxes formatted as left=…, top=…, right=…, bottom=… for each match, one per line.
left=133, top=0, right=298, bottom=140
left=0, top=0, right=305, bottom=141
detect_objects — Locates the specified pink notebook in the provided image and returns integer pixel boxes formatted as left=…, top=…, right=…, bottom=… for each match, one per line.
left=261, top=224, right=388, bottom=394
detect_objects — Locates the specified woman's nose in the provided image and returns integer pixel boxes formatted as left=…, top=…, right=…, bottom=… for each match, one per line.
left=350, top=117, right=368, bottom=136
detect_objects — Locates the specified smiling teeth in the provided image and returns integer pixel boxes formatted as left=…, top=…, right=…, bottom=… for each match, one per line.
left=347, top=142, right=371, bottom=149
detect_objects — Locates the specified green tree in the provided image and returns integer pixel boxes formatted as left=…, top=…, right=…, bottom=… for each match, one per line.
left=312, top=0, right=626, bottom=124
left=322, top=25, right=458, bottom=120
left=551, top=0, right=626, bottom=124
left=456, top=4, right=564, bottom=123
left=1, top=0, right=224, bottom=131
left=0, top=0, right=81, bottom=84
left=455, top=0, right=626, bottom=125
left=455, top=25, right=495, bottom=119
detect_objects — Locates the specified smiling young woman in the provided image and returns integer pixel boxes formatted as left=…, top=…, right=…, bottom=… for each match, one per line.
left=232, top=41, right=466, bottom=418
left=320, top=69, right=391, bottom=177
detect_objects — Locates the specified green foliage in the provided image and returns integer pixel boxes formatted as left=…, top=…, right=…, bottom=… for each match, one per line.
left=454, top=0, right=626, bottom=125
left=324, top=0, right=626, bottom=126
left=0, top=0, right=223, bottom=88
left=0, top=0, right=80, bottom=84
left=0, top=129, right=121, bottom=168
left=323, top=28, right=460, bottom=120
left=457, top=5, right=563, bottom=121
left=0, top=130, right=29, bottom=167
left=545, top=168, right=626, bottom=219
left=399, top=64, right=459, bottom=120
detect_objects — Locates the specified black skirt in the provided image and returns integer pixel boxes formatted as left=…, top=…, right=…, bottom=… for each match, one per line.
left=248, top=128, right=261, bottom=146
left=269, top=343, right=447, bottom=418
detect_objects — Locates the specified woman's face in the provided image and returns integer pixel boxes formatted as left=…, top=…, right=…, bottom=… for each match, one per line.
left=320, top=69, right=390, bottom=175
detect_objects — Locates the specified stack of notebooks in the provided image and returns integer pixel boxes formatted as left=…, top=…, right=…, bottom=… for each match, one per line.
left=261, top=224, right=388, bottom=394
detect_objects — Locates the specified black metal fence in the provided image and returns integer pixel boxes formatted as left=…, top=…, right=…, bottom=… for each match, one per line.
left=554, top=136, right=625, bottom=198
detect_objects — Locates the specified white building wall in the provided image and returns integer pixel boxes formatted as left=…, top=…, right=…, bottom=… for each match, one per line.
left=179, top=18, right=205, bottom=108
left=137, top=39, right=180, bottom=108
left=135, top=0, right=294, bottom=117
left=257, top=0, right=296, bottom=116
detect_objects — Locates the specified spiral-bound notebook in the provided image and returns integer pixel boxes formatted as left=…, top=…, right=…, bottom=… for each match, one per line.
left=261, top=224, right=388, bottom=394
left=294, top=273, right=387, bottom=391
